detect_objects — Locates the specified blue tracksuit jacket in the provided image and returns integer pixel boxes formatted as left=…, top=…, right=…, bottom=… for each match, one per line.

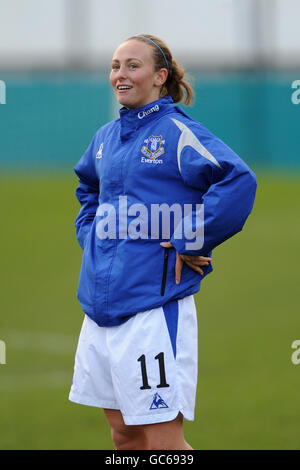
left=74, top=96, right=257, bottom=327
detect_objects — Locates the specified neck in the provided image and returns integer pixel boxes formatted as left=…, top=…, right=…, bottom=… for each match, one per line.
left=118, top=96, right=174, bottom=141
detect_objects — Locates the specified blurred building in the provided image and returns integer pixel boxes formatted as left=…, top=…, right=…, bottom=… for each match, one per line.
left=0, top=0, right=299, bottom=170
left=1, top=0, right=300, bottom=70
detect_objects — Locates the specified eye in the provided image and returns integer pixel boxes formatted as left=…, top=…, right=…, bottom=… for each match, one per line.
left=129, top=63, right=138, bottom=70
left=111, top=64, right=119, bottom=71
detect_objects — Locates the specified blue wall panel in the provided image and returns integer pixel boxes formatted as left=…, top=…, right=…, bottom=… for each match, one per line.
left=0, top=71, right=299, bottom=171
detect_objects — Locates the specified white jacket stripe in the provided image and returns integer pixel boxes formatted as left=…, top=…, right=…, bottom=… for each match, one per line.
left=171, top=118, right=222, bottom=173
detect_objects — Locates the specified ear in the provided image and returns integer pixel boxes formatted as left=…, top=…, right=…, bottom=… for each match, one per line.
left=154, top=68, right=168, bottom=88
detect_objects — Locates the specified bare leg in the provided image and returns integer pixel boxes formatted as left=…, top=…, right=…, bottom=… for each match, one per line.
left=103, top=409, right=147, bottom=450
left=103, top=409, right=192, bottom=450
left=143, top=412, right=193, bottom=450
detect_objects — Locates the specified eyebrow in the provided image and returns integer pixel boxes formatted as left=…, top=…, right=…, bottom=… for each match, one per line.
left=111, top=58, right=143, bottom=63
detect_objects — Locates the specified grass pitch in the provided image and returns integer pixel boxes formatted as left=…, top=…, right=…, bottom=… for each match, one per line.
left=0, top=172, right=299, bottom=449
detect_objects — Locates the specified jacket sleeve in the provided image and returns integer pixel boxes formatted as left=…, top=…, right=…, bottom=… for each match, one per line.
left=170, top=122, right=257, bottom=256
left=74, top=134, right=99, bottom=250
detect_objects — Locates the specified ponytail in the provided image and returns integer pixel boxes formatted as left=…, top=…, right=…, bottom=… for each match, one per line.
left=164, top=58, right=194, bottom=105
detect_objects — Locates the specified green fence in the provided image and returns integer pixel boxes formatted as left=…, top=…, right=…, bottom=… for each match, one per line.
left=0, top=71, right=299, bottom=170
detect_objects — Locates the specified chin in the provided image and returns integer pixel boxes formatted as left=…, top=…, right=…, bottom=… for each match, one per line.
left=118, top=100, right=132, bottom=108
left=117, top=98, right=138, bottom=109
left=115, top=92, right=141, bottom=109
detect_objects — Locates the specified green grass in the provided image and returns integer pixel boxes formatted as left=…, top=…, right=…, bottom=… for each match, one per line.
left=0, top=172, right=300, bottom=449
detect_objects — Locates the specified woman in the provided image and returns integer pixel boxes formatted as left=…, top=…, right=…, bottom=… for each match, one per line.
left=69, top=34, right=257, bottom=450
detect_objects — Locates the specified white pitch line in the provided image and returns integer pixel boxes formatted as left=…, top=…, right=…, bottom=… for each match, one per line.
left=1, top=329, right=79, bottom=355
left=0, top=370, right=73, bottom=391
left=0, top=330, right=80, bottom=391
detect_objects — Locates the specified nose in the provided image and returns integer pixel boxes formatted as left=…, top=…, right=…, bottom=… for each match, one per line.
left=116, top=64, right=128, bottom=80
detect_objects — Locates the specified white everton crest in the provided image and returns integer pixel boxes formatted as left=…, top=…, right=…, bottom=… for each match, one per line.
left=141, top=135, right=165, bottom=159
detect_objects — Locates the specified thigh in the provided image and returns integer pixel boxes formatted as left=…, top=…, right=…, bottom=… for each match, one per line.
left=103, top=408, right=146, bottom=449
left=103, top=408, right=131, bottom=431
left=104, top=409, right=189, bottom=450
left=144, top=412, right=190, bottom=450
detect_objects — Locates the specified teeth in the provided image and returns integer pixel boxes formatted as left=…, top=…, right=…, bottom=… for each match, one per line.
left=118, top=86, right=131, bottom=90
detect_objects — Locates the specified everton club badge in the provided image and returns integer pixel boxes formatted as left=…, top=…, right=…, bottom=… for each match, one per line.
left=141, top=135, right=165, bottom=159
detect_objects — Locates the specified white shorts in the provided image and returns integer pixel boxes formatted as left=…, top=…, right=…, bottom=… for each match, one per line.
left=69, top=295, right=198, bottom=426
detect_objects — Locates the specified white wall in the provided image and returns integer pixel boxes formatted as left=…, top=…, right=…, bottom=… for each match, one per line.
left=275, top=0, right=300, bottom=61
left=89, top=0, right=240, bottom=65
left=0, top=0, right=299, bottom=69
left=0, top=0, right=66, bottom=67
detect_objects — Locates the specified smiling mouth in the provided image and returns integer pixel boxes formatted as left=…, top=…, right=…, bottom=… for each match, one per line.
left=117, top=85, right=133, bottom=91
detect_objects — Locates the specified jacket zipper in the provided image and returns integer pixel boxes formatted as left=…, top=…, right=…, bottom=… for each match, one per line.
left=160, top=247, right=169, bottom=296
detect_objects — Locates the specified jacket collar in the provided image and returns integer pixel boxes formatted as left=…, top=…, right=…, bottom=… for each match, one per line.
left=119, top=96, right=174, bottom=141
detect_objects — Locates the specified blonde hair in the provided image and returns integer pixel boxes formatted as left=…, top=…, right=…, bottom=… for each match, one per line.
left=126, top=34, right=194, bottom=106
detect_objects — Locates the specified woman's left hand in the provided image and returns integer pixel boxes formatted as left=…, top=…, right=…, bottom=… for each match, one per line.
left=160, top=241, right=212, bottom=285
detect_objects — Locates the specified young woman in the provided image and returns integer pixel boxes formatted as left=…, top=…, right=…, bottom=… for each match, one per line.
left=69, top=34, right=257, bottom=450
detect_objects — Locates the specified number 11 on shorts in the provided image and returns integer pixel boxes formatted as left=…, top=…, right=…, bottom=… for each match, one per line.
left=137, top=352, right=170, bottom=390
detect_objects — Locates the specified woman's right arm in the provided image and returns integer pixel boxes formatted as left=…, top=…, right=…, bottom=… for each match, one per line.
left=74, top=134, right=100, bottom=250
